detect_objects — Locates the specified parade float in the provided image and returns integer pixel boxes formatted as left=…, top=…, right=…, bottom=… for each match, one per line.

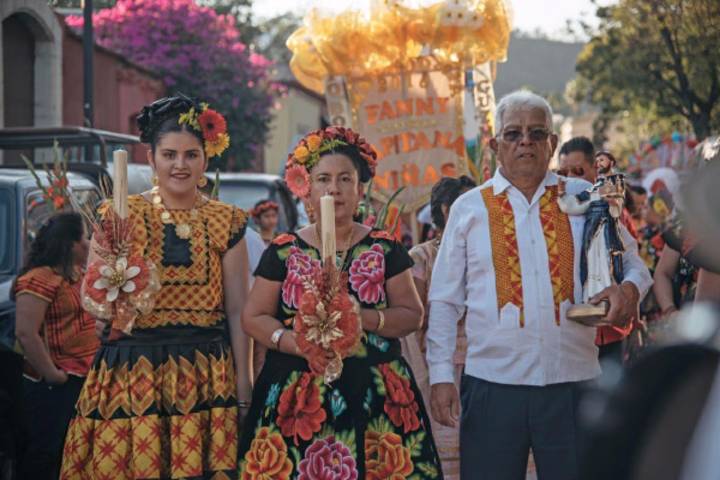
left=287, top=0, right=511, bottom=239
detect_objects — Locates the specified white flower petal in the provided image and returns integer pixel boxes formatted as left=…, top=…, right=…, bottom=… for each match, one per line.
left=115, top=257, right=128, bottom=272
left=122, top=280, right=136, bottom=293
left=125, top=266, right=141, bottom=280
left=99, top=265, right=115, bottom=278
left=106, top=287, right=119, bottom=302
left=93, top=278, right=110, bottom=290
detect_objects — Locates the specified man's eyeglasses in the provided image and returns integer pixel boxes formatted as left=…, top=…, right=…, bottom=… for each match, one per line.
left=557, top=166, right=586, bottom=177
left=499, top=128, right=551, bottom=143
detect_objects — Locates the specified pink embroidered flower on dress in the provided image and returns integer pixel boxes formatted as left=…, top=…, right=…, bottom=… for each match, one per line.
left=282, top=247, right=320, bottom=309
left=297, top=436, right=358, bottom=480
left=349, top=244, right=386, bottom=304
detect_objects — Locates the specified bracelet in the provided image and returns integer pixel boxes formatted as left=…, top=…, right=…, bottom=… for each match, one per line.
left=237, top=400, right=251, bottom=408
left=270, top=327, right=286, bottom=350
left=375, top=310, right=385, bottom=332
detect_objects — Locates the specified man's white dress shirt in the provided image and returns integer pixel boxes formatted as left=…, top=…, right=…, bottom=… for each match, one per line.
left=426, top=170, right=652, bottom=387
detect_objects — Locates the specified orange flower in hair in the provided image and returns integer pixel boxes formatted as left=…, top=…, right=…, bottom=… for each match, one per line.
left=178, top=102, right=230, bottom=158
left=197, top=108, right=227, bottom=142
left=306, top=134, right=323, bottom=152
left=285, top=165, right=311, bottom=198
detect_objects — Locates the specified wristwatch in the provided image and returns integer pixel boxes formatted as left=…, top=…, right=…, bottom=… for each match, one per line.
left=270, top=327, right=286, bottom=350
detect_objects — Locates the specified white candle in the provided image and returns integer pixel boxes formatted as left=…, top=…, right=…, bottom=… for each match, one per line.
left=113, top=149, right=129, bottom=219
left=320, top=194, right=336, bottom=265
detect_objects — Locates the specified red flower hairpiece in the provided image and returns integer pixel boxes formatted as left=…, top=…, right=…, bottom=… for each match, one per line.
left=251, top=200, right=279, bottom=219
left=284, top=126, right=378, bottom=198
left=178, top=102, right=230, bottom=158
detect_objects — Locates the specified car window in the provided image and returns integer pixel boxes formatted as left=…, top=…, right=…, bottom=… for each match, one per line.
left=25, top=189, right=55, bottom=250
left=72, top=188, right=102, bottom=214
left=217, top=183, right=271, bottom=211
left=0, top=188, right=13, bottom=274
left=218, top=182, right=292, bottom=233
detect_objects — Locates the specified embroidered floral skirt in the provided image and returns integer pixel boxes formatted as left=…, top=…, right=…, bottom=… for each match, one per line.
left=238, top=339, right=443, bottom=480
left=60, top=325, right=239, bottom=480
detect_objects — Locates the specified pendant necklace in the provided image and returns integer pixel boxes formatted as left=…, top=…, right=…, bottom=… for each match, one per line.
left=151, top=186, right=201, bottom=240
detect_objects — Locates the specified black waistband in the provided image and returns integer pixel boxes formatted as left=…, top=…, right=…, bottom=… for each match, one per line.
left=102, top=324, right=228, bottom=347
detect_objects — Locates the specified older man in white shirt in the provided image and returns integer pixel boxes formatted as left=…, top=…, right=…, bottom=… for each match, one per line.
left=426, top=90, right=652, bottom=480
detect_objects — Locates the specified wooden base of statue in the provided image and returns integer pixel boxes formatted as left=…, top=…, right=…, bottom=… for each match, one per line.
left=567, top=301, right=611, bottom=327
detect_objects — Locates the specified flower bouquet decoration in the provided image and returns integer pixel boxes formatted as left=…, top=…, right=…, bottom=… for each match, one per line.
left=21, top=141, right=71, bottom=211
left=81, top=151, right=160, bottom=339
left=294, top=195, right=363, bottom=384
left=295, top=263, right=363, bottom=384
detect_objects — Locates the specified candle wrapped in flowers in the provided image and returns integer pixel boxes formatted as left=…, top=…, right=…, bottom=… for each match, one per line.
left=81, top=151, right=161, bottom=339
left=295, top=262, right=363, bottom=384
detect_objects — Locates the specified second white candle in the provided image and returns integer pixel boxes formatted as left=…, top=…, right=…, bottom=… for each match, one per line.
left=320, top=194, right=336, bottom=265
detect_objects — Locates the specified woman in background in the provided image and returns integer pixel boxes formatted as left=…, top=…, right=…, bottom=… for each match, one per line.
left=403, top=175, right=474, bottom=480
left=14, top=212, right=98, bottom=479
left=251, top=199, right=280, bottom=246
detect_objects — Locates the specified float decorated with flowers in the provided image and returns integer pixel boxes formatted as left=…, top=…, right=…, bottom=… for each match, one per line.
left=287, top=0, right=511, bottom=234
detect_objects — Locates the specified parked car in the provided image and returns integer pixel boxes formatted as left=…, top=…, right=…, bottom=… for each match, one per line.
left=0, top=126, right=140, bottom=166
left=0, top=126, right=153, bottom=195
left=0, top=169, right=102, bottom=350
left=210, top=172, right=298, bottom=233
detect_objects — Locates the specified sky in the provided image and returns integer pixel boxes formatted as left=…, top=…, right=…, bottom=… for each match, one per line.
left=252, top=0, right=617, bottom=42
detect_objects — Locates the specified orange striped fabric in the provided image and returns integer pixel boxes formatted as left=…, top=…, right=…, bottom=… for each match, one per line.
left=539, top=186, right=575, bottom=325
left=15, top=267, right=99, bottom=376
left=481, top=187, right=525, bottom=327
left=481, top=185, right=574, bottom=327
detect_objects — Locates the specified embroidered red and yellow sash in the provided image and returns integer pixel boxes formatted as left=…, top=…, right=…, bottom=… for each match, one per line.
left=481, top=185, right=574, bottom=327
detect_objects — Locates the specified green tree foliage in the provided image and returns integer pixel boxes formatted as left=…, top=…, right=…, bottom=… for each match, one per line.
left=575, top=0, right=720, bottom=140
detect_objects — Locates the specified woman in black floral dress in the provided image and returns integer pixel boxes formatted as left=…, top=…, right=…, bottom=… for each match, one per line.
left=240, top=126, right=442, bottom=479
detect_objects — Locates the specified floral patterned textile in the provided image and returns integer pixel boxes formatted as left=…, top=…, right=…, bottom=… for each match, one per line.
left=239, top=230, right=442, bottom=479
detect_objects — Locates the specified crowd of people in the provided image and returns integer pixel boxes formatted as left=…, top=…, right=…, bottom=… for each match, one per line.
left=4, top=88, right=716, bottom=480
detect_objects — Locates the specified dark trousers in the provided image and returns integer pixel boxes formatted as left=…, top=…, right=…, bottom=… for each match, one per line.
left=18, top=375, right=84, bottom=480
left=460, top=375, right=586, bottom=480
left=598, top=340, right=623, bottom=365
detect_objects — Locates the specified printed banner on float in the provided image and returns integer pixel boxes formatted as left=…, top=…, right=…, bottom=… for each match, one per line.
left=343, top=59, right=468, bottom=211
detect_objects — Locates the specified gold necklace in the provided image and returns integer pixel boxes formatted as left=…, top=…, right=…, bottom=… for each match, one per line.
left=315, top=223, right=354, bottom=268
left=151, top=186, right=201, bottom=240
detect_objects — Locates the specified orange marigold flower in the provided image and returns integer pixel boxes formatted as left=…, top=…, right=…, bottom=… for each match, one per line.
left=365, top=429, right=414, bottom=479
left=305, top=134, right=323, bottom=152
left=197, top=108, right=227, bottom=142
left=241, top=427, right=293, bottom=480
left=293, top=145, right=310, bottom=164
left=53, top=196, right=65, bottom=209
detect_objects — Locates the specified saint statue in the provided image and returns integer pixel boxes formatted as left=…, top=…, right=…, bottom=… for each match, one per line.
left=558, top=151, right=627, bottom=321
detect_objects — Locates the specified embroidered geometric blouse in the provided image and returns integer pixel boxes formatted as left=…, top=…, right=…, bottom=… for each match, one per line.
left=121, top=195, right=247, bottom=329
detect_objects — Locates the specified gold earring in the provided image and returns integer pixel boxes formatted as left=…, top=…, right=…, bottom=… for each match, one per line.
left=197, top=176, right=208, bottom=188
left=151, top=174, right=159, bottom=187
left=306, top=203, right=315, bottom=217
